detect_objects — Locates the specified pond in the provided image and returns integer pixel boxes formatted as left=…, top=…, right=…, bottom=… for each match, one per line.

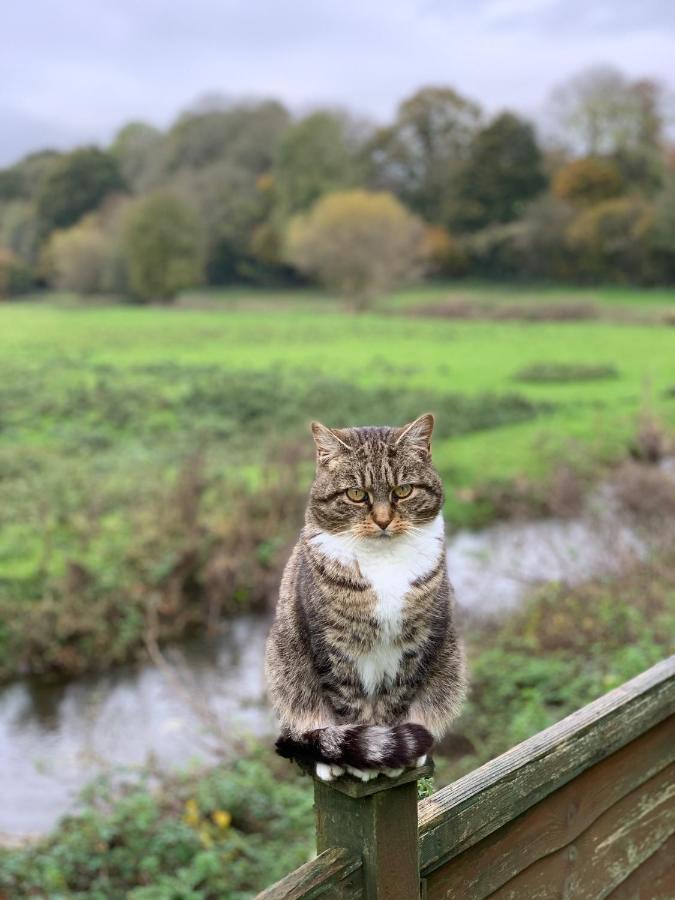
left=0, top=501, right=648, bottom=840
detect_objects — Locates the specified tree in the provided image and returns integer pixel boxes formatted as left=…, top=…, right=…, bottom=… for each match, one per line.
left=552, top=157, right=624, bottom=207
left=121, top=193, right=204, bottom=302
left=37, top=147, right=124, bottom=232
left=175, top=160, right=272, bottom=283
left=452, top=112, right=547, bottom=230
left=42, top=216, right=109, bottom=294
left=0, top=201, right=40, bottom=264
left=548, top=66, right=667, bottom=191
left=647, top=174, right=675, bottom=281
left=0, top=247, right=32, bottom=298
left=286, top=189, right=425, bottom=308
left=0, top=150, right=61, bottom=202
left=367, top=86, right=482, bottom=225
left=111, top=122, right=163, bottom=192
left=272, top=111, right=366, bottom=220
left=164, top=99, right=289, bottom=174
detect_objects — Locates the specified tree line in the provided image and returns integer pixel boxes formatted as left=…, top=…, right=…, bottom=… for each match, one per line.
left=0, top=64, right=673, bottom=303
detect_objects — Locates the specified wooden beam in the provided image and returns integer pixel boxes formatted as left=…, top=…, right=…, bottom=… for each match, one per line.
left=419, top=656, right=675, bottom=874
left=256, top=847, right=363, bottom=899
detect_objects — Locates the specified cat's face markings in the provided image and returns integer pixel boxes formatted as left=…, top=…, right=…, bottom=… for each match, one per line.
left=308, top=415, right=444, bottom=536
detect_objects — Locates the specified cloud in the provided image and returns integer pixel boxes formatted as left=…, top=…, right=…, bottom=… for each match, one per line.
left=2, top=0, right=674, bottom=165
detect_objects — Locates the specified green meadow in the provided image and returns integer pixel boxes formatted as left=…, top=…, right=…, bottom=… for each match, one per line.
left=0, top=284, right=674, bottom=679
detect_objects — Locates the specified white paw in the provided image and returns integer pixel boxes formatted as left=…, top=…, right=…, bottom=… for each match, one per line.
left=315, top=762, right=345, bottom=781
left=416, top=755, right=427, bottom=767
left=345, top=765, right=380, bottom=782
left=315, top=762, right=334, bottom=781
left=383, top=767, right=404, bottom=778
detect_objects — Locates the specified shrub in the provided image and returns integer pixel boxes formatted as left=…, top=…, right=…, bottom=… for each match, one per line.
left=121, top=193, right=204, bottom=302
left=286, top=189, right=425, bottom=308
left=567, top=196, right=655, bottom=282
left=0, top=247, right=32, bottom=298
left=514, top=362, right=619, bottom=383
left=0, top=753, right=314, bottom=899
left=447, top=543, right=675, bottom=779
left=42, top=216, right=109, bottom=293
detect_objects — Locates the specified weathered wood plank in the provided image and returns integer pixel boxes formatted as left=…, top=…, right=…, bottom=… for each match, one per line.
left=425, top=716, right=675, bottom=899
left=316, top=776, right=421, bottom=900
left=419, top=656, right=675, bottom=874
left=485, top=762, right=675, bottom=899
left=325, top=763, right=434, bottom=799
left=256, top=847, right=363, bottom=900
left=607, top=832, right=675, bottom=900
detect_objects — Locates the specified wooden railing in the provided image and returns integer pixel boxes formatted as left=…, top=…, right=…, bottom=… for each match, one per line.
left=258, top=656, right=675, bottom=899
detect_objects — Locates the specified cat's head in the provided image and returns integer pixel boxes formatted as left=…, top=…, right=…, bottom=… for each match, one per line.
left=307, top=414, right=444, bottom=538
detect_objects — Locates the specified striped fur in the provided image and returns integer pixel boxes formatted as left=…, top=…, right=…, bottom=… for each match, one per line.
left=265, top=415, right=466, bottom=778
left=275, top=723, right=433, bottom=769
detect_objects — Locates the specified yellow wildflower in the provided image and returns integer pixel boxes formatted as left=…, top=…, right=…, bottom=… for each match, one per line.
left=212, top=809, right=232, bottom=829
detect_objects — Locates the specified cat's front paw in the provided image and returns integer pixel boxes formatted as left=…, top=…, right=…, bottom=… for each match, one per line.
left=345, top=765, right=379, bottom=781
left=315, top=762, right=345, bottom=781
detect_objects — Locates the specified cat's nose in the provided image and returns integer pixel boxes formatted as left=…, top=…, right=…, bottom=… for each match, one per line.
left=372, top=503, right=394, bottom=530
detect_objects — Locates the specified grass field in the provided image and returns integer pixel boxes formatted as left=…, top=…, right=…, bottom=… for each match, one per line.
left=1, top=283, right=674, bottom=679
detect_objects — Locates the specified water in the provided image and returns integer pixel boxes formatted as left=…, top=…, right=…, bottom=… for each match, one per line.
left=0, top=505, right=650, bottom=839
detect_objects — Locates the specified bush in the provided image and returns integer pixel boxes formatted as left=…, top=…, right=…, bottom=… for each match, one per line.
left=0, top=752, right=314, bottom=899
left=0, top=247, right=32, bottom=298
left=122, top=193, right=204, bottom=302
left=567, top=196, right=655, bottom=282
left=514, top=362, right=619, bottom=383
left=446, top=544, right=675, bottom=780
left=286, top=189, right=425, bottom=308
left=42, top=216, right=109, bottom=294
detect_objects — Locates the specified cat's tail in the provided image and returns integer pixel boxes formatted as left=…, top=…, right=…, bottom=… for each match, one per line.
left=275, top=723, right=433, bottom=770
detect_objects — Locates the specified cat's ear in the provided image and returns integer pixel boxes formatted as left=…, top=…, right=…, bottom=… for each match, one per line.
left=395, top=413, right=434, bottom=456
left=311, top=422, right=352, bottom=466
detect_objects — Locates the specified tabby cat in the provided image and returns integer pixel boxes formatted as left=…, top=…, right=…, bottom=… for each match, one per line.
left=264, top=414, right=465, bottom=781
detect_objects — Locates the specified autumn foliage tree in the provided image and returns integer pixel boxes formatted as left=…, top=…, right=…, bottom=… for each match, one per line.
left=552, top=157, right=624, bottom=207
left=286, top=189, right=425, bottom=308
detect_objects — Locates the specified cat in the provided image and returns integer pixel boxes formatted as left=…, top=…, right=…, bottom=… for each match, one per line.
left=264, top=413, right=465, bottom=782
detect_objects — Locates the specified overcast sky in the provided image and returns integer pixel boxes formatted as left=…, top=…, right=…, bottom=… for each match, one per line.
left=2, top=0, right=674, bottom=166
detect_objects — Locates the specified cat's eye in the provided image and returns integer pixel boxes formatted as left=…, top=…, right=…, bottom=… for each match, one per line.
left=393, top=483, right=413, bottom=499
left=346, top=488, right=367, bottom=502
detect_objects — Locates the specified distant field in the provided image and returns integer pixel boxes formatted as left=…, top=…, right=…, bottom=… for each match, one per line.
left=3, top=284, right=675, bottom=492
left=1, top=284, right=674, bottom=678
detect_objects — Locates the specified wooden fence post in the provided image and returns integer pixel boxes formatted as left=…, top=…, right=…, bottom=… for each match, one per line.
left=313, top=762, right=434, bottom=900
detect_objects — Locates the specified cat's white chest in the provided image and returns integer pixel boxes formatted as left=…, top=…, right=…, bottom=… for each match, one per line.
left=310, top=514, right=445, bottom=693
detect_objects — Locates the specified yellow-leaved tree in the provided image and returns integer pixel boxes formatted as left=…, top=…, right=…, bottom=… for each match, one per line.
left=286, top=189, right=426, bottom=309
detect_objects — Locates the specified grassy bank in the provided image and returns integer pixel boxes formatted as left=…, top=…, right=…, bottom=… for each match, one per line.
left=0, top=285, right=674, bottom=681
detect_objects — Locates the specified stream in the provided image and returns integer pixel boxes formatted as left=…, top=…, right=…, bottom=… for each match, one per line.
left=0, top=502, right=650, bottom=839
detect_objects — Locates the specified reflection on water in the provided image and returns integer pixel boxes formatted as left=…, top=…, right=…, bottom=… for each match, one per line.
left=0, top=618, right=272, bottom=839
left=0, top=503, right=649, bottom=839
